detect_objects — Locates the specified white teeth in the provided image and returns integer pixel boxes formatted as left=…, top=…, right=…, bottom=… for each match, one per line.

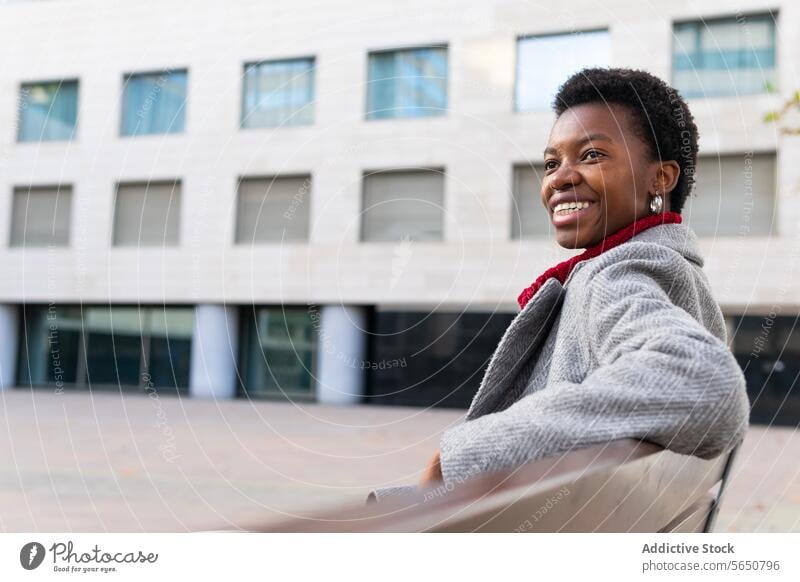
left=553, top=201, right=593, bottom=215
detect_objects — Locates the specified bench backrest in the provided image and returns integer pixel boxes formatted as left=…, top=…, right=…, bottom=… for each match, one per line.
left=238, top=439, right=740, bottom=533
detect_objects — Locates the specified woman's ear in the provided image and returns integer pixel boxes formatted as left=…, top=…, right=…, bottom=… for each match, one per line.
left=653, top=160, right=681, bottom=195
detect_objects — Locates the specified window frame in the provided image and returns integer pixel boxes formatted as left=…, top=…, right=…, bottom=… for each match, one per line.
left=364, top=43, right=450, bottom=121
left=9, top=184, right=74, bottom=248
left=15, top=303, right=194, bottom=394
left=359, top=166, right=447, bottom=243
left=233, top=174, right=313, bottom=245
left=237, top=305, right=319, bottom=401
left=240, top=56, right=317, bottom=129
left=119, top=68, right=189, bottom=137
left=513, top=28, right=611, bottom=113
left=670, top=11, right=778, bottom=99
left=111, top=179, right=183, bottom=247
left=16, top=78, right=80, bottom=143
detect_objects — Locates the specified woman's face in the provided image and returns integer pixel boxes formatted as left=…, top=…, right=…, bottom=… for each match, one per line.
left=540, top=102, right=672, bottom=249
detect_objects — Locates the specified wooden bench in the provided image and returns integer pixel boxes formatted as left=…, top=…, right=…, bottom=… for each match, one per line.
left=233, top=438, right=740, bottom=533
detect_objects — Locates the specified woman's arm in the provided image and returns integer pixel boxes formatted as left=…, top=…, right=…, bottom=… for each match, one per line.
left=438, top=256, right=751, bottom=484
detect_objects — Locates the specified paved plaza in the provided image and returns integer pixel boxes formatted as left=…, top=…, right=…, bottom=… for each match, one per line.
left=0, top=390, right=796, bottom=532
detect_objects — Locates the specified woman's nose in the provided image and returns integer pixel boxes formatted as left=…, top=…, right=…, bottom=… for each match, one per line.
left=549, top=161, right=581, bottom=191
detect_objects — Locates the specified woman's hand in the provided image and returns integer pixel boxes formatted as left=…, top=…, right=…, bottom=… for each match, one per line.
left=419, top=449, right=443, bottom=486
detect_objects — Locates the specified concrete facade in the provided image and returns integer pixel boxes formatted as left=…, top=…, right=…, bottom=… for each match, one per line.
left=0, top=0, right=797, bottom=402
left=0, top=0, right=797, bottom=311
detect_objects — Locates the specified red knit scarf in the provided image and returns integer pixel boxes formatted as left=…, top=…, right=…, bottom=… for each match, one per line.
left=517, top=211, right=683, bottom=309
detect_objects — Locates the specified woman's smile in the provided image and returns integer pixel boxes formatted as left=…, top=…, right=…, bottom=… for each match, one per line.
left=551, top=200, right=598, bottom=227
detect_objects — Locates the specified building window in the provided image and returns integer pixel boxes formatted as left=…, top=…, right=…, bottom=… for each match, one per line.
left=113, top=181, right=181, bottom=246
left=235, top=176, right=311, bottom=243
left=120, top=70, right=187, bottom=136
left=366, top=45, right=448, bottom=119
left=361, top=168, right=445, bottom=242
left=241, top=58, right=315, bottom=128
left=10, top=185, right=72, bottom=247
left=511, top=164, right=552, bottom=238
left=515, top=30, right=610, bottom=112
left=672, top=13, right=777, bottom=98
left=684, top=153, right=776, bottom=236
left=17, top=80, right=79, bottom=142
left=729, top=314, right=798, bottom=427
left=17, top=305, right=193, bottom=394
left=367, top=309, right=515, bottom=408
left=239, top=307, right=318, bottom=399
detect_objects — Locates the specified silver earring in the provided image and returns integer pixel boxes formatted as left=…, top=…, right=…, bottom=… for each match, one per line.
left=650, top=193, right=663, bottom=214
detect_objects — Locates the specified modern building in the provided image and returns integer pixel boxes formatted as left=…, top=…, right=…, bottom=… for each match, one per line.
left=0, top=0, right=797, bottom=424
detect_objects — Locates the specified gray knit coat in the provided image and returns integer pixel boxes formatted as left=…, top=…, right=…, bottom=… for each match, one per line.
left=366, top=222, right=751, bottom=503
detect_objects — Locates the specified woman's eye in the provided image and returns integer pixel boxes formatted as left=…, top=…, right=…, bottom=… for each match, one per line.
left=583, top=150, right=604, bottom=160
left=544, top=161, right=558, bottom=171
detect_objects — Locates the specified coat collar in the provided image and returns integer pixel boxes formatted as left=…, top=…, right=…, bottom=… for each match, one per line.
left=468, top=275, right=566, bottom=419
left=517, top=211, right=699, bottom=309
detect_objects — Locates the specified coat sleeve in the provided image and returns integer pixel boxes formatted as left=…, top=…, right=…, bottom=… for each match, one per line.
left=364, top=484, right=420, bottom=504
left=438, top=255, right=751, bottom=484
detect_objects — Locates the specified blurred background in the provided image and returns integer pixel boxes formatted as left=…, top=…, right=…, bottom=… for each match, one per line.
left=0, top=0, right=797, bottom=532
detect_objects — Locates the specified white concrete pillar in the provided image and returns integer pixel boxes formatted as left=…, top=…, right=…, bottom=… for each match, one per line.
left=0, top=304, right=19, bottom=390
left=316, top=305, right=368, bottom=405
left=189, top=304, right=239, bottom=399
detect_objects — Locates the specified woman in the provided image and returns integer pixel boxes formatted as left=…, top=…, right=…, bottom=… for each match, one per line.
left=366, top=67, right=751, bottom=504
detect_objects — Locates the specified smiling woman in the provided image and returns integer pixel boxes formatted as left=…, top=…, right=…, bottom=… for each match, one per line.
left=541, top=67, right=697, bottom=249
left=366, top=67, right=750, bottom=505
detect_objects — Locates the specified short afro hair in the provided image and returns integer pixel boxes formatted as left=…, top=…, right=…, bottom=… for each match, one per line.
left=552, top=67, right=699, bottom=214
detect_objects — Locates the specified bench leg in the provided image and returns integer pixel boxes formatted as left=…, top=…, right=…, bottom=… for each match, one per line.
left=703, top=444, right=740, bottom=533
